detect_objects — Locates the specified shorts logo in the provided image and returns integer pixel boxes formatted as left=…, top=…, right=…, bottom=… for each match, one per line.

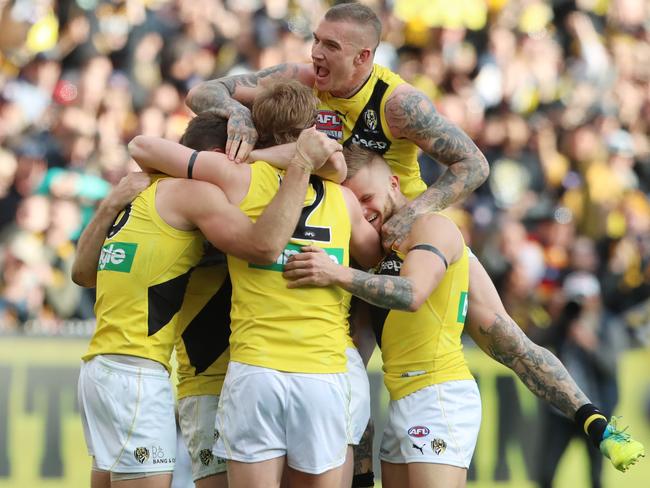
left=134, top=447, right=149, bottom=464
left=98, top=242, right=137, bottom=273
left=214, top=429, right=220, bottom=442
left=412, top=443, right=426, bottom=455
left=364, top=109, right=378, bottom=131
left=199, top=449, right=213, bottom=466
left=316, top=110, right=343, bottom=140
left=408, top=426, right=430, bottom=438
left=432, top=438, right=447, bottom=455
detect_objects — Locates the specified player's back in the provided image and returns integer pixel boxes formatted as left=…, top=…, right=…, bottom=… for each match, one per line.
left=84, top=176, right=204, bottom=370
left=227, top=161, right=352, bottom=374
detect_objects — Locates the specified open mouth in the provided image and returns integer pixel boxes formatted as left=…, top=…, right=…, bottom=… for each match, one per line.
left=367, top=213, right=381, bottom=230
left=315, top=65, right=330, bottom=80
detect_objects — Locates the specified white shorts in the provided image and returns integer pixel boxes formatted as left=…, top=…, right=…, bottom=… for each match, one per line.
left=178, top=395, right=227, bottom=481
left=379, top=380, right=481, bottom=468
left=78, top=355, right=176, bottom=473
left=346, top=347, right=370, bottom=445
left=214, top=361, right=351, bottom=474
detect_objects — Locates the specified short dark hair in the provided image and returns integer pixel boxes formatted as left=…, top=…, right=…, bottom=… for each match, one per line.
left=180, top=112, right=228, bottom=151
left=252, top=80, right=318, bottom=148
left=325, top=2, right=382, bottom=49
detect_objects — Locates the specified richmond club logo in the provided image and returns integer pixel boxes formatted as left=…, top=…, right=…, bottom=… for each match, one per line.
left=134, top=447, right=150, bottom=464
left=364, top=109, right=378, bottom=131
left=432, top=438, right=447, bottom=455
left=199, top=449, right=214, bottom=466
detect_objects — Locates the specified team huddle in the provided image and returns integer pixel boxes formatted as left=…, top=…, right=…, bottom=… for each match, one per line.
left=72, top=4, right=644, bottom=488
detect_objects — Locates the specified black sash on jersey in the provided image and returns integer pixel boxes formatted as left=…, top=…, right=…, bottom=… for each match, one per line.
left=343, top=79, right=392, bottom=155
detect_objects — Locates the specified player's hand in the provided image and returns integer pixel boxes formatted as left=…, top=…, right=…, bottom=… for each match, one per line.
left=381, top=203, right=418, bottom=252
left=294, top=127, right=342, bottom=172
left=226, top=107, right=258, bottom=163
left=283, top=246, right=340, bottom=287
left=105, top=172, right=151, bottom=212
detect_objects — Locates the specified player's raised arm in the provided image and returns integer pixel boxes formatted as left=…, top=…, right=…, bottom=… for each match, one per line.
left=284, top=214, right=462, bottom=312
left=250, top=143, right=348, bottom=184
left=186, top=63, right=314, bottom=162
left=167, top=128, right=341, bottom=265
left=382, top=84, right=490, bottom=249
left=71, top=173, right=151, bottom=287
left=128, top=135, right=251, bottom=204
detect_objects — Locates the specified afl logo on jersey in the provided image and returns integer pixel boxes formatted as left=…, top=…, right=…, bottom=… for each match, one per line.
left=364, top=109, right=378, bottom=131
left=408, top=426, right=430, bottom=438
left=316, top=110, right=343, bottom=140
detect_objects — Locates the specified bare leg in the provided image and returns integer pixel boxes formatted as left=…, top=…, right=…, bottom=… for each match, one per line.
left=227, top=457, right=284, bottom=488
left=287, top=464, right=344, bottom=488
left=112, top=473, right=172, bottom=488
left=380, top=461, right=407, bottom=488
left=91, top=468, right=110, bottom=488
left=340, top=446, right=354, bottom=488
left=196, top=472, right=228, bottom=488
left=408, top=463, right=466, bottom=488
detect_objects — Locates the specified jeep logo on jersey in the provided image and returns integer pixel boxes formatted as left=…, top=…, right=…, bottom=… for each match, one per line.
left=351, top=133, right=389, bottom=152
left=250, top=243, right=344, bottom=272
left=364, top=109, right=378, bottom=131
left=98, top=242, right=138, bottom=272
left=408, top=426, right=430, bottom=438
left=316, top=110, right=343, bottom=140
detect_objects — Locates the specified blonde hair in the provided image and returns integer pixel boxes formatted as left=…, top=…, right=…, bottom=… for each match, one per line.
left=252, top=80, right=318, bottom=148
left=343, top=144, right=389, bottom=180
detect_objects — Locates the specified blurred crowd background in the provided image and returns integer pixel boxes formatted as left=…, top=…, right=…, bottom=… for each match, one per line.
left=3, top=0, right=648, bottom=343
left=0, top=0, right=649, bottom=485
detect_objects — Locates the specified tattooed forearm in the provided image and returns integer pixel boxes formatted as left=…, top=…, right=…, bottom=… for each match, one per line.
left=386, top=90, right=489, bottom=212
left=345, top=269, right=415, bottom=311
left=353, top=420, right=375, bottom=475
left=187, top=64, right=299, bottom=113
left=186, top=79, right=244, bottom=115
left=479, top=313, right=589, bottom=418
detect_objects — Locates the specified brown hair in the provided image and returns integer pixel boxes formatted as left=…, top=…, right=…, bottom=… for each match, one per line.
left=324, top=2, right=382, bottom=49
left=343, top=143, right=387, bottom=180
left=179, top=112, right=228, bottom=151
left=252, top=80, right=318, bottom=148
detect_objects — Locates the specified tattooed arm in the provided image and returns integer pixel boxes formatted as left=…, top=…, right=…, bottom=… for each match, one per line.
left=382, top=85, right=489, bottom=249
left=466, top=257, right=589, bottom=418
left=284, top=214, right=462, bottom=311
left=186, top=63, right=314, bottom=162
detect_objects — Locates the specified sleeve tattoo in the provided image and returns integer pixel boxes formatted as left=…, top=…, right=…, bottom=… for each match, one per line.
left=386, top=90, right=489, bottom=211
left=347, top=269, right=414, bottom=311
left=188, top=64, right=300, bottom=113
left=478, top=313, right=589, bottom=418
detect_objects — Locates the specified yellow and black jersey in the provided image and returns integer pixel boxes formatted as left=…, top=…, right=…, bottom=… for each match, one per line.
left=84, top=176, right=204, bottom=372
left=174, top=247, right=231, bottom=399
left=370, top=236, right=473, bottom=400
left=315, top=63, right=425, bottom=200
left=227, top=161, right=352, bottom=373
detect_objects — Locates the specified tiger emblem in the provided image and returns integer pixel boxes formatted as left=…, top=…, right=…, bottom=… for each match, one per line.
left=134, top=447, right=150, bottom=464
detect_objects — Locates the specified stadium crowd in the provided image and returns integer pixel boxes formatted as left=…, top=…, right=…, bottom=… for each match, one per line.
left=1, top=0, right=648, bottom=486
